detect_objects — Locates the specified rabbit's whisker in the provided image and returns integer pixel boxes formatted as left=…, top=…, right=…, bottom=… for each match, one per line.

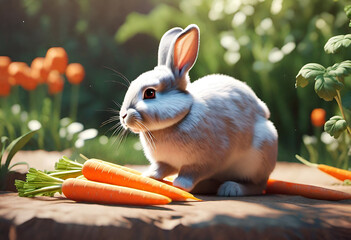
left=101, top=116, right=120, bottom=127
left=112, top=125, right=128, bottom=150
left=104, top=66, right=131, bottom=86
left=135, top=120, right=156, bottom=151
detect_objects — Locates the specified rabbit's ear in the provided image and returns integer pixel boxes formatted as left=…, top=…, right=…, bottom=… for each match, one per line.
left=169, top=24, right=199, bottom=78
left=158, top=27, right=183, bottom=66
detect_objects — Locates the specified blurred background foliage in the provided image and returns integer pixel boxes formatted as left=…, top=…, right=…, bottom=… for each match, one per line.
left=1, top=0, right=350, bottom=164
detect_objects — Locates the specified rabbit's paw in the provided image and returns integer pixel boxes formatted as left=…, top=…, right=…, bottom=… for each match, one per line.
left=142, top=169, right=163, bottom=180
left=217, top=181, right=244, bottom=197
left=173, top=176, right=194, bottom=192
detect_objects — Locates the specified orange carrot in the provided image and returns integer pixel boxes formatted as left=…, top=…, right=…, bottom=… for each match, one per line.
left=91, top=158, right=143, bottom=175
left=266, top=178, right=351, bottom=201
left=16, top=168, right=171, bottom=206
left=82, top=159, right=200, bottom=201
left=317, top=165, right=351, bottom=181
left=62, top=178, right=171, bottom=205
left=296, top=155, right=351, bottom=181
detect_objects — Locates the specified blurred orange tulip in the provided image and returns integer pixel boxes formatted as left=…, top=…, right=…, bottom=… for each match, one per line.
left=8, top=62, right=28, bottom=86
left=47, top=70, right=64, bottom=95
left=0, top=79, right=11, bottom=97
left=0, top=56, right=11, bottom=78
left=8, top=62, right=38, bottom=91
left=44, top=47, right=68, bottom=74
left=66, top=63, right=85, bottom=85
left=311, top=108, right=326, bottom=127
left=21, top=69, right=38, bottom=91
left=31, top=57, right=49, bottom=83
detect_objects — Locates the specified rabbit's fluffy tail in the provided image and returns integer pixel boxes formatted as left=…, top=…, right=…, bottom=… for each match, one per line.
left=257, top=99, right=270, bottom=119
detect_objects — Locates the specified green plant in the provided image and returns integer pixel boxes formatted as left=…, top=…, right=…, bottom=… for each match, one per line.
left=0, top=129, right=38, bottom=190
left=71, top=135, right=148, bottom=165
left=296, top=4, right=351, bottom=169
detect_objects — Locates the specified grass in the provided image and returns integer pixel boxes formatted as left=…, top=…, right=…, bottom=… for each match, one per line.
left=71, top=135, right=149, bottom=166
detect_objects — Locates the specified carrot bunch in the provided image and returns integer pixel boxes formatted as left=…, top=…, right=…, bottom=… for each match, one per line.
left=16, top=156, right=200, bottom=206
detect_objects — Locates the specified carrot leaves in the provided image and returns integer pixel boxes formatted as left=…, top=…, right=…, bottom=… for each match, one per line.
left=15, top=168, right=63, bottom=197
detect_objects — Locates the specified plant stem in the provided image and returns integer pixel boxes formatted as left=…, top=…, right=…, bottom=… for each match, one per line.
left=69, top=84, right=79, bottom=122
left=29, top=90, right=37, bottom=120
left=51, top=93, right=62, bottom=150
left=335, top=90, right=351, bottom=137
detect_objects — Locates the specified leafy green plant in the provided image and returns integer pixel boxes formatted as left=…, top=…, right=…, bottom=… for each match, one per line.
left=0, top=129, right=38, bottom=190
left=296, top=5, right=351, bottom=168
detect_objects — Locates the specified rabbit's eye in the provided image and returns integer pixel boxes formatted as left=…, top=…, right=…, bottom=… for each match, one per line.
left=144, top=88, right=156, bottom=99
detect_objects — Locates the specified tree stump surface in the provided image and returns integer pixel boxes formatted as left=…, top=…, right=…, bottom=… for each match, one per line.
left=1, top=151, right=350, bottom=240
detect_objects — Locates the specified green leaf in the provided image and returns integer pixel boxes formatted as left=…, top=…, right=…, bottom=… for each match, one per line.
left=115, top=4, right=188, bottom=43
left=0, top=136, right=9, bottom=159
left=327, top=60, right=351, bottom=78
left=324, top=34, right=351, bottom=54
left=8, top=161, right=30, bottom=171
left=324, top=116, right=348, bottom=138
left=3, top=130, right=38, bottom=170
left=295, top=63, right=325, bottom=88
left=297, top=63, right=325, bottom=79
left=314, top=74, right=343, bottom=101
left=345, top=5, right=351, bottom=19
left=295, top=74, right=309, bottom=88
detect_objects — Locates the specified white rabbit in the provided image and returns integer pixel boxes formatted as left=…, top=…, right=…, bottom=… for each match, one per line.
left=119, top=24, right=278, bottom=196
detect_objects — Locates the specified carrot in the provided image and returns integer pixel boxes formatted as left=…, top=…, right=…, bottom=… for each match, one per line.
left=296, top=155, right=351, bottom=181
left=62, top=178, right=171, bottom=205
left=82, top=159, right=200, bottom=201
left=16, top=168, right=171, bottom=206
left=78, top=154, right=142, bottom=175
left=55, top=156, right=200, bottom=201
left=266, top=178, right=351, bottom=201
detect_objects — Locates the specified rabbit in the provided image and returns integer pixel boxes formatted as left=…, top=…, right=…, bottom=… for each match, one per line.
left=119, top=24, right=278, bottom=196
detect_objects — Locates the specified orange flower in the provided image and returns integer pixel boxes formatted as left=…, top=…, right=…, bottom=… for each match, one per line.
left=8, top=62, right=38, bottom=91
left=31, top=57, right=48, bottom=83
left=8, top=62, right=28, bottom=86
left=21, top=69, right=38, bottom=91
left=0, top=80, right=11, bottom=97
left=44, top=47, right=68, bottom=74
left=311, top=108, right=326, bottom=127
left=0, top=56, right=11, bottom=77
left=65, top=63, right=85, bottom=85
left=47, top=70, right=64, bottom=95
